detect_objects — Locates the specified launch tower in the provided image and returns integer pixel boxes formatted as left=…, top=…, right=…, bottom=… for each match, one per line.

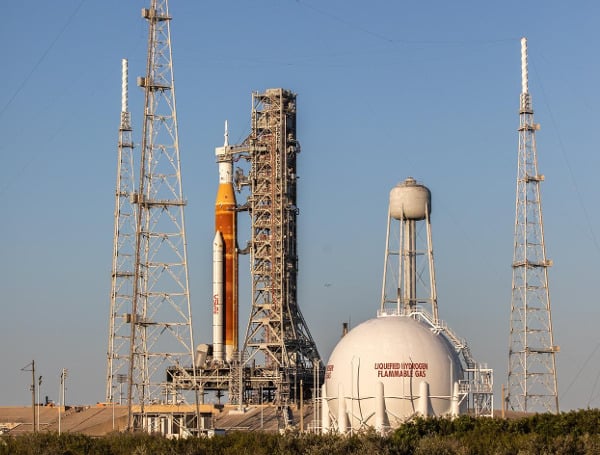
left=106, top=59, right=136, bottom=404
left=507, top=37, right=559, bottom=413
left=126, top=0, right=198, bottom=429
left=242, top=89, right=322, bottom=405
left=209, top=89, right=322, bottom=408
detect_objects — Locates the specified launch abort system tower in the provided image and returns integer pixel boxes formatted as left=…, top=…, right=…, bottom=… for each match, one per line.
left=507, top=37, right=559, bottom=414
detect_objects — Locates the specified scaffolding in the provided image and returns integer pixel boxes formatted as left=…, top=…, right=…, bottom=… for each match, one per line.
left=242, top=89, right=322, bottom=405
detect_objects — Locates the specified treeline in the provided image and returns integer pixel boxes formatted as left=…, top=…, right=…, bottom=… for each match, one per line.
left=1, top=409, right=599, bottom=455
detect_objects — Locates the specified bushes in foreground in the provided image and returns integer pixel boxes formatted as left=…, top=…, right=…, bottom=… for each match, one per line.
left=1, top=409, right=599, bottom=455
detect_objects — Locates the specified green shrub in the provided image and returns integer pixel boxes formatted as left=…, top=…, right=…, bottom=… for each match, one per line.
left=2, top=410, right=600, bottom=455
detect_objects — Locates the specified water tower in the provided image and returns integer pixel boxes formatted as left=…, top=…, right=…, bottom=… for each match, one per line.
left=382, top=177, right=437, bottom=320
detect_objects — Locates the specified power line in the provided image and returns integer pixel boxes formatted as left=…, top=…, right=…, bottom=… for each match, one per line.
left=562, top=341, right=600, bottom=399
left=530, top=56, right=600, bottom=256
left=292, top=0, right=518, bottom=47
left=0, top=0, right=88, bottom=120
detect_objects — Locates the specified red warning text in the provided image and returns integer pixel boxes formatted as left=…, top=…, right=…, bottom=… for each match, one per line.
left=374, top=361, right=429, bottom=378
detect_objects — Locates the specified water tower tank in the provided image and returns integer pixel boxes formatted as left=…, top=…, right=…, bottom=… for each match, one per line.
left=389, top=177, right=431, bottom=221
left=324, top=314, right=463, bottom=431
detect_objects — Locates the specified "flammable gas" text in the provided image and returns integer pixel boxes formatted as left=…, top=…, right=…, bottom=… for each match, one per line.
left=374, top=362, right=429, bottom=378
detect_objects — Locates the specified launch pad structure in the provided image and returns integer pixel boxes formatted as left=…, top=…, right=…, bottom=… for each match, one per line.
left=106, top=0, right=322, bottom=433
left=195, top=88, right=323, bottom=413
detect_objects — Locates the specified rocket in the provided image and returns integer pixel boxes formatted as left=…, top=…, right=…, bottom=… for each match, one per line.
left=213, top=121, right=238, bottom=362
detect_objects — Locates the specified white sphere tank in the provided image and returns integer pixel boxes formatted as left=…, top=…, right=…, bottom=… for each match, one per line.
left=389, top=177, right=431, bottom=221
left=324, top=314, right=463, bottom=431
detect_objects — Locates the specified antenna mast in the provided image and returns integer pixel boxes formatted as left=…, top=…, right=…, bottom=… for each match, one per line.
left=106, top=58, right=136, bottom=404
left=507, top=37, right=559, bottom=413
left=126, top=0, right=198, bottom=429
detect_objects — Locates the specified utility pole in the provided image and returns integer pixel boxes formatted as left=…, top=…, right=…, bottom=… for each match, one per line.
left=58, top=368, right=67, bottom=434
left=37, top=376, right=42, bottom=431
left=507, top=37, right=559, bottom=414
left=21, top=361, right=36, bottom=432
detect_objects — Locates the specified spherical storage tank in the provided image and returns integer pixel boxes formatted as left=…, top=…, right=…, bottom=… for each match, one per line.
left=389, top=177, right=431, bottom=221
left=324, top=314, right=463, bottom=432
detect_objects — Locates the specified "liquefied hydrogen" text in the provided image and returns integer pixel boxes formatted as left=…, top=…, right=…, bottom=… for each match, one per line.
left=374, top=362, right=429, bottom=378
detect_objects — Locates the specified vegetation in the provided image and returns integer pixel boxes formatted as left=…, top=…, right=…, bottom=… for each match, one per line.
left=1, top=409, right=599, bottom=455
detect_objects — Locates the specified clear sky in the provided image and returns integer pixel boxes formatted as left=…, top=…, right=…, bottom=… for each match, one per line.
left=1, top=1, right=599, bottom=411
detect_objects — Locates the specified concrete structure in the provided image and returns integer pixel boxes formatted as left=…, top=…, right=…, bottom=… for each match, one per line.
left=0, top=403, right=317, bottom=436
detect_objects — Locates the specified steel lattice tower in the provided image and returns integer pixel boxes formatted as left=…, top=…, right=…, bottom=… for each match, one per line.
left=507, top=37, right=559, bottom=413
left=126, top=0, right=197, bottom=427
left=106, top=59, right=136, bottom=404
left=242, top=89, right=322, bottom=404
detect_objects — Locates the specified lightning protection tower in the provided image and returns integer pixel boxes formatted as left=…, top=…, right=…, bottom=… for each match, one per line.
left=241, top=88, right=322, bottom=406
left=126, top=0, right=198, bottom=429
left=106, top=59, right=136, bottom=404
left=507, top=37, right=559, bottom=414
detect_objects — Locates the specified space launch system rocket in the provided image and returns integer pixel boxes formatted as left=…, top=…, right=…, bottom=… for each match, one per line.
left=213, top=122, right=238, bottom=362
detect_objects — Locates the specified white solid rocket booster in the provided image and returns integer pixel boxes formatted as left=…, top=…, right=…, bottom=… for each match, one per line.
left=212, top=232, right=225, bottom=361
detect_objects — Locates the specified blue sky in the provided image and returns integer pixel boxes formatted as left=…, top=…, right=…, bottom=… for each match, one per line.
left=1, top=1, right=599, bottom=411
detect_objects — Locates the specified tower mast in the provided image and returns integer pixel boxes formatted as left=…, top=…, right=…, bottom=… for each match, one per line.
left=507, top=37, right=559, bottom=413
left=241, top=89, right=322, bottom=406
left=106, top=58, right=136, bottom=404
left=126, top=0, right=197, bottom=428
